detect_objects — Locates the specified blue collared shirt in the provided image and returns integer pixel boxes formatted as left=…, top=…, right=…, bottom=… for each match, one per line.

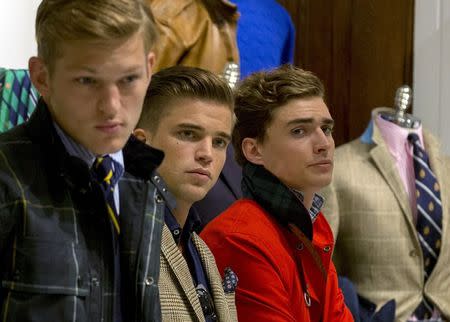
left=53, top=122, right=125, bottom=213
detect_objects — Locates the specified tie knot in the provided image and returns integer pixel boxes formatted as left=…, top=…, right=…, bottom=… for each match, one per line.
left=92, top=155, right=123, bottom=187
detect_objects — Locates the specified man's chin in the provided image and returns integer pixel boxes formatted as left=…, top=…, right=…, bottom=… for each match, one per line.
left=187, top=189, right=209, bottom=204
left=87, top=138, right=129, bottom=156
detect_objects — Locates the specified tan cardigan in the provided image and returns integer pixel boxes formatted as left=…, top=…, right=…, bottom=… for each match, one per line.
left=159, top=225, right=237, bottom=321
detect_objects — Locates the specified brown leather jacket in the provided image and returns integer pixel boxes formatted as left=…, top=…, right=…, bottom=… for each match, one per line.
left=147, top=0, right=239, bottom=75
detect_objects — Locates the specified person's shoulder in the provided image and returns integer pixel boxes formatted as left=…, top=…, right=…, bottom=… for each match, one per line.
left=0, top=123, right=34, bottom=159
left=148, top=0, right=201, bottom=23
left=201, top=199, right=284, bottom=240
left=333, top=137, right=373, bottom=168
left=148, top=0, right=208, bottom=47
left=335, top=137, right=368, bottom=154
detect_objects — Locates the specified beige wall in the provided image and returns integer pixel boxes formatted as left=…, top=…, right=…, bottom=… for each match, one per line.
left=414, top=0, right=450, bottom=155
left=0, top=0, right=41, bottom=69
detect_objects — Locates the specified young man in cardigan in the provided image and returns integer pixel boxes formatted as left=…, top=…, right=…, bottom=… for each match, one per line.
left=134, top=66, right=238, bottom=321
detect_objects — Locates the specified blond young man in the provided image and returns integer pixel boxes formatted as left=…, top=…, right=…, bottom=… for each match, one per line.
left=0, top=0, right=166, bottom=321
left=134, top=66, right=238, bottom=321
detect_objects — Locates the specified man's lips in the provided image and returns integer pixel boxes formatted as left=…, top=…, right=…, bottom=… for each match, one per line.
left=96, top=122, right=122, bottom=131
left=186, top=168, right=212, bottom=179
left=308, top=159, right=333, bottom=167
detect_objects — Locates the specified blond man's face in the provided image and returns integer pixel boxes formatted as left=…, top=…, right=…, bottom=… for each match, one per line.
left=30, top=32, right=155, bottom=155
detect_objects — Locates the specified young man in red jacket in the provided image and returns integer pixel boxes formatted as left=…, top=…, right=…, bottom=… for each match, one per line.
left=201, top=65, right=354, bottom=321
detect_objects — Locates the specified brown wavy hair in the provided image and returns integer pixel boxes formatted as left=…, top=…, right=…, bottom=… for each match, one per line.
left=233, top=64, right=326, bottom=166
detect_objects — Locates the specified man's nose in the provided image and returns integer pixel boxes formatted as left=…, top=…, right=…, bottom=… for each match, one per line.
left=195, top=138, right=213, bottom=164
left=313, top=128, right=332, bottom=154
left=98, top=84, right=121, bottom=117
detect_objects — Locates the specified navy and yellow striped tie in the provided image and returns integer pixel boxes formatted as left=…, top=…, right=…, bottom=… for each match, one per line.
left=409, top=133, right=442, bottom=319
left=91, top=156, right=123, bottom=234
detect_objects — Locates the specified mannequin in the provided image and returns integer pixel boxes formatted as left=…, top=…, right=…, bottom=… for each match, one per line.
left=321, top=86, right=450, bottom=321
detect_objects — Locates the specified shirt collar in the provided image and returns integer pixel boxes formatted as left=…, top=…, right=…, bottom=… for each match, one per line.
left=291, top=189, right=324, bottom=223
left=375, top=113, right=423, bottom=155
left=164, top=206, right=202, bottom=245
left=53, top=121, right=124, bottom=172
left=360, top=107, right=423, bottom=147
left=242, top=162, right=314, bottom=240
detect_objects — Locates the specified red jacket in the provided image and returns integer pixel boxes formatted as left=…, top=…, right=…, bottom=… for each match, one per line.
left=201, top=199, right=353, bottom=322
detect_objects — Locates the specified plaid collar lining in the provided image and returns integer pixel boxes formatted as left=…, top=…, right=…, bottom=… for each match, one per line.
left=241, top=163, right=314, bottom=240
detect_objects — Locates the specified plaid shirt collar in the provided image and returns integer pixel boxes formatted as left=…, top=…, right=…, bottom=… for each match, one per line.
left=290, top=189, right=324, bottom=223
left=242, top=162, right=316, bottom=240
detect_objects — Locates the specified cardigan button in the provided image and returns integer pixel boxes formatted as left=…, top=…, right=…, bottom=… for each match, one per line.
left=296, top=243, right=304, bottom=251
left=409, top=250, right=418, bottom=257
left=323, top=245, right=331, bottom=253
left=145, top=276, right=154, bottom=286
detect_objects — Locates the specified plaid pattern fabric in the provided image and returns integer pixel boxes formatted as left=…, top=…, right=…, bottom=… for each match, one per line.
left=0, top=68, right=39, bottom=132
left=0, top=101, right=165, bottom=322
left=321, top=125, right=450, bottom=322
left=241, top=163, right=315, bottom=240
left=291, top=189, right=324, bottom=222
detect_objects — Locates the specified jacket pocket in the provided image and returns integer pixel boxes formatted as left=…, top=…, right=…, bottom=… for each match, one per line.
left=1, top=239, right=90, bottom=322
left=224, top=291, right=238, bottom=321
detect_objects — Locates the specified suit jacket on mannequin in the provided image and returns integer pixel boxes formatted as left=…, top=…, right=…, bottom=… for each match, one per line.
left=321, top=109, right=450, bottom=321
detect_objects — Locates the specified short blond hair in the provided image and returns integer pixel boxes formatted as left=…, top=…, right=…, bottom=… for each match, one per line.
left=35, top=0, right=158, bottom=70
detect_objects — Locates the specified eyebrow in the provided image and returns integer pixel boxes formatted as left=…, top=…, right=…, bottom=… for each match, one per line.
left=177, top=123, right=232, bottom=141
left=286, top=117, right=335, bottom=126
left=69, top=65, right=143, bottom=74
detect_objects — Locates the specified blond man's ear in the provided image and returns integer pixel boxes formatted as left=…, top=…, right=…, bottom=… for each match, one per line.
left=28, top=56, right=50, bottom=100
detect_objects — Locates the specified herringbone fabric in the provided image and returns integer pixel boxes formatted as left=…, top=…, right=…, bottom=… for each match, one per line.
left=159, top=225, right=237, bottom=321
left=0, top=68, right=39, bottom=132
left=409, top=133, right=442, bottom=319
left=91, top=156, right=123, bottom=234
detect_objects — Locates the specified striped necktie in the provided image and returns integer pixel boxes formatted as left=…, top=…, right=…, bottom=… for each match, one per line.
left=91, top=156, right=123, bottom=234
left=408, top=133, right=442, bottom=319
